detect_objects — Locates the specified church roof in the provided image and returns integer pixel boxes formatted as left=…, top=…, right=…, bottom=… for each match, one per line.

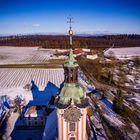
left=58, top=83, right=85, bottom=104
left=64, top=49, right=79, bottom=67
left=24, top=106, right=45, bottom=117
left=42, top=109, right=57, bottom=140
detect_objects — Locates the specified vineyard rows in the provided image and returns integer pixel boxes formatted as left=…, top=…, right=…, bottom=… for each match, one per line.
left=0, top=47, right=66, bottom=64
left=0, top=68, right=64, bottom=88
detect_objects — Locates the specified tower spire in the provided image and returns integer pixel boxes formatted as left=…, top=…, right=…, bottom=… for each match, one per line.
left=67, top=15, right=74, bottom=49
left=56, top=17, right=88, bottom=140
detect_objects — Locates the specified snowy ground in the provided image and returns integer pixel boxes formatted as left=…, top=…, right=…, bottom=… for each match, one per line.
left=2, top=112, right=19, bottom=140
left=105, top=47, right=140, bottom=59
left=126, top=96, right=140, bottom=108
left=0, top=67, right=95, bottom=140
left=0, top=68, right=64, bottom=89
left=0, top=68, right=64, bottom=104
left=0, top=68, right=94, bottom=103
left=0, top=47, right=66, bottom=64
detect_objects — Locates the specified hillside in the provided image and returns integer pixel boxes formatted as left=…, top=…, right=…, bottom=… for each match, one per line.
left=0, top=34, right=140, bottom=49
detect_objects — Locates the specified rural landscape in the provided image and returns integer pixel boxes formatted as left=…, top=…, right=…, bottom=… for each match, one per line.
left=0, top=35, right=140, bottom=140
left=0, top=0, right=140, bottom=140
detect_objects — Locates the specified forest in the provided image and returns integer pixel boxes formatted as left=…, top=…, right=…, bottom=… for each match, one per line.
left=0, top=34, right=140, bottom=49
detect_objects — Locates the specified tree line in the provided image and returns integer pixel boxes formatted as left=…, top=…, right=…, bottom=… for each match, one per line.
left=0, top=34, right=140, bottom=49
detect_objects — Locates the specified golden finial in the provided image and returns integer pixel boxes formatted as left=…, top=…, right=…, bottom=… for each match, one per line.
left=67, top=15, right=74, bottom=48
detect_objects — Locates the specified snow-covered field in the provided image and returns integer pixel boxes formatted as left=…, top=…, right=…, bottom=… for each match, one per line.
left=0, top=68, right=94, bottom=99
left=0, top=68, right=64, bottom=100
left=0, top=68, right=64, bottom=88
left=105, top=47, right=140, bottom=59
left=0, top=47, right=66, bottom=64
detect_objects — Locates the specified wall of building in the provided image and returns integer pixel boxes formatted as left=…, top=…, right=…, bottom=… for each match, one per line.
left=24, top=116, right=46, bottom=126
left=57, top=108, right=87, bottom=140
left=86, top=54, right=98, bottom=60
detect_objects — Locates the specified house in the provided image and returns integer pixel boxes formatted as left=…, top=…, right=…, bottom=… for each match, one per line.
left=86, top=54, right=98, bottom=60
left=73, top=48, right=85, bottom=56
left=86, top=50, right=98, bottom=60
left=24, top=105, right=47, bottom=127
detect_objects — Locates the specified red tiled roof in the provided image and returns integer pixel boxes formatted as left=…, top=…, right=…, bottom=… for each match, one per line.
left=73, top=48, right=84, bottom=54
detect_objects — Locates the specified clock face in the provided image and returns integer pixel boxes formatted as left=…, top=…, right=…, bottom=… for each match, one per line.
left=64, top=107, right=81, bottom=122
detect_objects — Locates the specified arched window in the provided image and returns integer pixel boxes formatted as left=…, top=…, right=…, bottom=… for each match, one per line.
left=69, top=137, right=75, bottom=140
left=69, top=122, right=75, bottom=131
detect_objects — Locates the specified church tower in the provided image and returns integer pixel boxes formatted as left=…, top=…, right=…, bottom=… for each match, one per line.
left=55, top=16, right=88, bottom=140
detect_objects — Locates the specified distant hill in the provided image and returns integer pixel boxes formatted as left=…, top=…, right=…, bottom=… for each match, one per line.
left=0, top=34, right=140, bottom=49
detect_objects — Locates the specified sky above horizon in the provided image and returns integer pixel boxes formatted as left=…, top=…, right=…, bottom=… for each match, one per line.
left=0, top=0, right=140, bottom=35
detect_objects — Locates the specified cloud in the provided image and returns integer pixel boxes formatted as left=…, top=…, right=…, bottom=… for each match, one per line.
left=32, top=23, right=40, bottom=27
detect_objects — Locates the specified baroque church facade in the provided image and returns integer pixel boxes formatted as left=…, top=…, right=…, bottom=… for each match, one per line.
left=55, top=17, right=89, bottom=140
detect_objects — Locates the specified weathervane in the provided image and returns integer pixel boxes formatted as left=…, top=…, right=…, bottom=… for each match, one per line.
left=67, top=15, right=74, bottom=49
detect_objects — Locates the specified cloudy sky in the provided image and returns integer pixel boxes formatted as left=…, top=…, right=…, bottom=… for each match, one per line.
left=0, top=0, right=140, bottom=35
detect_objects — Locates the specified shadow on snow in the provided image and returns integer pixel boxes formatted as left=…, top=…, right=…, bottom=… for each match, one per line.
left=10, top=80, right=60, bottom=140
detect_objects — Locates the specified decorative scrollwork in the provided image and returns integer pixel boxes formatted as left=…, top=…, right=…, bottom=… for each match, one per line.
left=64, top=107, right=81, bottom=122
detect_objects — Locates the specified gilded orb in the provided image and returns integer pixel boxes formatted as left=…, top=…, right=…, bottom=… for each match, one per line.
left=69, top=30, right=73, bottom=35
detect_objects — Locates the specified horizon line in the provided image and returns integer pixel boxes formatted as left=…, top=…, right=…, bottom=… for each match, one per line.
left=0, top=31, right=140, bottom=37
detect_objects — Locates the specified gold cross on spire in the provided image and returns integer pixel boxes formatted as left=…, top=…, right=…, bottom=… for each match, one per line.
left=67, top=15, right=74, bottom=30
